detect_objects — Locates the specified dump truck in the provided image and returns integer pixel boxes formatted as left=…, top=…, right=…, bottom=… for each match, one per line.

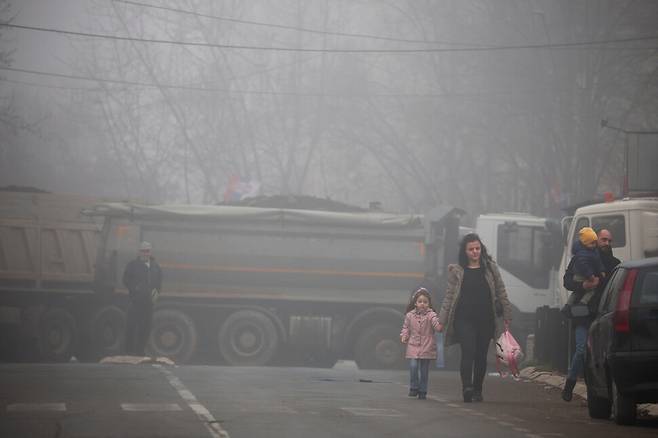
left=0, top=189, right=111, bottom=362
left=0, top=190, right=463, bottom=368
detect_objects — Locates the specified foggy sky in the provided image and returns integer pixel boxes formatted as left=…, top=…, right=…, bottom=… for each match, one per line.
left=1, top=1, right=657, bottom=218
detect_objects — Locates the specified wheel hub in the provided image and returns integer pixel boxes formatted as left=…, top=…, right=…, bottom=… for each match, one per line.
left=160, top=330, right=180, bottom=349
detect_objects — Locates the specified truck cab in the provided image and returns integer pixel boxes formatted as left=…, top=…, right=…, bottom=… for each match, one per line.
left=557, top=197, right=658, bottom=307
left=475, top=213, right=562, bottom=343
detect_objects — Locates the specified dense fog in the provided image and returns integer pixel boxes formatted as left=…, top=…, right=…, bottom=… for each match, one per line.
left=1, top=0, right=657, bottom=220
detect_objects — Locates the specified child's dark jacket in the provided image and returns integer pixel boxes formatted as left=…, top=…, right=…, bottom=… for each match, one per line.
left=571, top=240, right=604, bottom=279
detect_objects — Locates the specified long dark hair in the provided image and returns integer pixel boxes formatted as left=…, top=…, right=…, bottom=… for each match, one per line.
left=458, top=233, right=492, bottom=270
left=405, top=287, right=433, bottom=313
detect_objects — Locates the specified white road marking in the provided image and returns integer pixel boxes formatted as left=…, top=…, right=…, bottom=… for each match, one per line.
left=503, top=414, right=526, bottom=422
left=154, top=365, right=229, bottom=438
left=7, top=403, right=66, bottom=412
left=341, top=407, right=404, bottom=417
left=121, top=403, right=182, bottom=412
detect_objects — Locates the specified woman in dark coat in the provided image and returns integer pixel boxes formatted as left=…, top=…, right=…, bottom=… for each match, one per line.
left=437, top=233, right=512, bottom=402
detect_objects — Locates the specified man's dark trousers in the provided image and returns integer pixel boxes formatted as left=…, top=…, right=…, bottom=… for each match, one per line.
left=126, top=295, right=153, bottom=355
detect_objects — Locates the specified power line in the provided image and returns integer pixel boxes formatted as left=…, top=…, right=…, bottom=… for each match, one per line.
left=0, top=76, right=101, bottom=91
left=1, top=65, right=580, bottom=98
left=2, top=22, right=657, bottom=53
left=113, top=0, right=475, bottom=46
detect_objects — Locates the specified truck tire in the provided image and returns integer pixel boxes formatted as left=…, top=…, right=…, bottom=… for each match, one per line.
left=612, top=379, right=636, bottom=425
left=148, top=309, right=198, bottom=364
left=37, top=307, right=77, bottom=362
left=218, top=310, right=279, bottom=366
left=354, top=324, right=405, bottom=370
left=88, top=305, right=126, bottom=360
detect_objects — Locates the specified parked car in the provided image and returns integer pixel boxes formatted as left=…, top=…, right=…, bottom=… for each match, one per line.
left=585, top=257, right=658, bottom=425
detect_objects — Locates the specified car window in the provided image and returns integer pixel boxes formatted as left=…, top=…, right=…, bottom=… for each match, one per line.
left=591, top=215, right=626, bottom=248
left=600, top=268, right=626, bottom=314
left=636, top=268, right=658, bottom=305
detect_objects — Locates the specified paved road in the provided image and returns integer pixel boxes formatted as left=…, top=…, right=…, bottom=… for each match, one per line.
left=1, top=361, right=656, bottom=437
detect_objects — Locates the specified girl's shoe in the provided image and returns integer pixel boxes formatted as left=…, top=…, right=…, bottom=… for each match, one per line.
left=417, top=392, right=427, bottom=400
left=408, top=389, right=418, bottom=397
left=463, top=386, right=474, bottom=403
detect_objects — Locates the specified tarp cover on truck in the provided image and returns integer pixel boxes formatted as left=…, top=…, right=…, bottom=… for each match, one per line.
left=84, top=202, right=424, bottom=228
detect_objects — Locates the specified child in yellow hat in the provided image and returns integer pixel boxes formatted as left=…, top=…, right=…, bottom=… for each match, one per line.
left=568, top=227, right=606, bottom=303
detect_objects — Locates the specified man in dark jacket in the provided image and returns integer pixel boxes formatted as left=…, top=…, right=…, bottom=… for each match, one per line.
left=123, top=241, right=162, bottom=356
left=562, top=228, right=620, bottom=402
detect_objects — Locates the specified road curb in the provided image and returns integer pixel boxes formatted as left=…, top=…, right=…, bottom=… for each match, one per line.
left=520, top=366, right=658, bottom=417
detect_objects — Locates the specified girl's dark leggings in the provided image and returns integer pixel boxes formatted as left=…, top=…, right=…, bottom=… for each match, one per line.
left=454, top=318, right=493, bottom=391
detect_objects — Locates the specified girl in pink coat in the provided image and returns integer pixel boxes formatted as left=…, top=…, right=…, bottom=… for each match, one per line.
left=400, top=287, right=442, bottom=399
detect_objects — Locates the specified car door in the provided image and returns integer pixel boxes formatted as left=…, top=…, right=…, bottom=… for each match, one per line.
left=588, top=268, right=625, bottom=390
left=630, top=266, right=658, bottom=353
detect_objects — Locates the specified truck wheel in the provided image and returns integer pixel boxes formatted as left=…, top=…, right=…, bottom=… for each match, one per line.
left=148, top=309, right=198, bottom=364
left=37, top=307, right=77, bottom=362
left=612, top=380, right=636, bottom=425
left=218, top=310, right=278, bottom=366
left=88, top=305, right=126, bottom=360
left=354, top=324, right=405, bottom=370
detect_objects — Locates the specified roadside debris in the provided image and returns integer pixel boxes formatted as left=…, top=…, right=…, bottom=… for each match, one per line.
left=99, top=356, right=176, bottom=366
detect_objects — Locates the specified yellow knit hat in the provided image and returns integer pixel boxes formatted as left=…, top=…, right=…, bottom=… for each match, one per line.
left=579, top=227, right=598, bottom=246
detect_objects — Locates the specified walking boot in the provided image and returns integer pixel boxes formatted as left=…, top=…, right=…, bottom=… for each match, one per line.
left=463, top=386, right=473, bottom=403
left=408, top=389, right=418, bottom=397
left=417, top=392, right=427, bottom=400
left=472, top=390, right=483, bottom=402
left=561, top=378, right=576, bottom=402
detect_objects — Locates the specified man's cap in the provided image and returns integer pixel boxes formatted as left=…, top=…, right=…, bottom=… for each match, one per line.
left=140, top=241, right=152, bottom=251
left=579, top=227, right=597, bottom=246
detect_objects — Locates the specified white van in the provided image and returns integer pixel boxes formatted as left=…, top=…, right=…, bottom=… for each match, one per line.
left=556, top=197, right=658, bottom=306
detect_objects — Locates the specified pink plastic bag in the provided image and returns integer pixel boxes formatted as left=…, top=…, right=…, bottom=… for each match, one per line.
left=495, top=328, right=524, bottom=378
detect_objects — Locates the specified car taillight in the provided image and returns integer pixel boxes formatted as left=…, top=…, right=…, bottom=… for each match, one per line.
left=614, top=268, right=639, bottom=333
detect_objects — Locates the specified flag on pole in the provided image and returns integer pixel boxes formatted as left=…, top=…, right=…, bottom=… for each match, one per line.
left=223, top=175, right=260, bottom=202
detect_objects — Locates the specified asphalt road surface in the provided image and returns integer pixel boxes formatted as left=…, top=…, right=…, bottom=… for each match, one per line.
left=1, top=361, right=657, bottom=438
